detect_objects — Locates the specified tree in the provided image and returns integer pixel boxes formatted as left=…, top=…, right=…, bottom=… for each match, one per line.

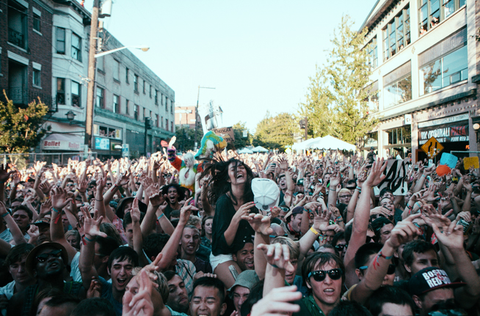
left=299, top=15, right=378, bottom=149
left=253, top=112, right=297, bottom=150
left=232, top=122, right=251, bottom=149
left=174, top=125, right=202, bottom=153
left=0, top=97, right=49, bottom=154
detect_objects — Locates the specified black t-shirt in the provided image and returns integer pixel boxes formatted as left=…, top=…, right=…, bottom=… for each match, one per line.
left=212, top=194, right=256, bottom=256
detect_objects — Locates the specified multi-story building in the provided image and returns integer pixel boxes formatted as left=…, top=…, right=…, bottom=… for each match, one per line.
left=1, top=0, right=175, bottom=159
left=361, top=0, right=478, bottom=161
left=0, top=0, right=54, bottom=111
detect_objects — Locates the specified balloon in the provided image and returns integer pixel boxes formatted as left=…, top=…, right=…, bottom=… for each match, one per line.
left=436, top=164, right=451, bottom=177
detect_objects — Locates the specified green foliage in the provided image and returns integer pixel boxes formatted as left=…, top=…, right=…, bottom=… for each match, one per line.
left=299, top=15, right=378, bottom=149
left=253, top=112, right=297, bottom=150
left=0, top=97, right=49, bottom=154
left=174, top=125, right=202, bottom=153
left=231, top=122, right=252, bottom=149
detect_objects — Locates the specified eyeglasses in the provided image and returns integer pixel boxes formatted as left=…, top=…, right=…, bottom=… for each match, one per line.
left=307, top=268, right=343, bottom=282
left=106, top=183, right=112, bottom=186
left=339, top=195, right=352, bottom=199
left=335, top=244, right=346, bottom=251
left=66, top=183, right=75, bottom=187
left=36, top=249, right=62, bottom=263
left=359, top=264, right=395, bottom=275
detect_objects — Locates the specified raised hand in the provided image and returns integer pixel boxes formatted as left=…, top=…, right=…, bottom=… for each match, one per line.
left=364, top=158, right=387, bottom=188
left=250, top=286, right=301, bottom=316
left=179, top=198, right=198, bottom=225
left=431, top=219, right=465, bottom=250
left=385, top=213, right=422, bottom=249
left=420, top=204, right=452, bottom=229
left=313, top=207, right=336, bottom=232
left=122, top=269, right=154, bottom=316
left=50, top=186, right=73, bottom=211
left=0, top=164, right=14, bottom=183
left=232, top=201, right=256, bottom=223
left=243, top=213, right=273, bottom=236
left=257, top=242, right=294, bottom=271
left=82, top=209, right=107, bottom=239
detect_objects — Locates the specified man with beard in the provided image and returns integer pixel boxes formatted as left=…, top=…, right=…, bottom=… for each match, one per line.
left=79, top=210, right=138, bottom=316
left=179, top=225, right=212, bottom=273
left=164, top=271, right=189, bottom=315
left=7, top=242, right=85, bottom=316
left=232, top=239, right=254, bottom=271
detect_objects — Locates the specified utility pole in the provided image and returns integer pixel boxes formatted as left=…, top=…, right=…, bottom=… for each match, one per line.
left=85, top=0, right=100, bottom=149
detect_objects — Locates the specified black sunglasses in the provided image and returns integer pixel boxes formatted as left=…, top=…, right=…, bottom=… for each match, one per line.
left=359, top=263, right=395, bottom=275
left=308, top=268, right=343, bottom=282
left=335, top=244, right=346, bottom=251
left=36, top=249, right=62, bottom=263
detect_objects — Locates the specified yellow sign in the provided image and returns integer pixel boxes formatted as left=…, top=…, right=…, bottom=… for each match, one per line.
left=464, top=157, right=480, bottom=169
left=421, top=137, right=444, bottom=158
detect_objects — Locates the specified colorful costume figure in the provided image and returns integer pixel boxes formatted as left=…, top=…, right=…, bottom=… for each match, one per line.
left=167, top=149, right=202, bottom=195
left=195, top=131, right=227, bottom=160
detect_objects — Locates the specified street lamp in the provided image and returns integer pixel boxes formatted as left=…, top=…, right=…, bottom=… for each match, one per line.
left=94, top=46, right=149, bottom=58
left=65, top=110, right=76, bottom=125
left=194, top=86, right=215, bottom=150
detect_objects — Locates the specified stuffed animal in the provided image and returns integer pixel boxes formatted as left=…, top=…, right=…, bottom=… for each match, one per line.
left=167, top=137, right=202, bottom=195
left=195, top=131, right=227, bottom=160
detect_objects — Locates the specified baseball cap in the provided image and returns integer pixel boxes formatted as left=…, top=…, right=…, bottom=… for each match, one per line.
left=252, top=178, right=280, bottom=212
left=228, top=270, right=260, bottom=292
left=284, top=206, right=304, bottom=221
left=408, top=267, right=465, bottom=296
left=25, top=242, right=68, bottom=277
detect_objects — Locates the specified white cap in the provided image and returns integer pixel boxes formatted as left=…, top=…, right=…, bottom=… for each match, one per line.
left=252, top=178, right=280, bottom=212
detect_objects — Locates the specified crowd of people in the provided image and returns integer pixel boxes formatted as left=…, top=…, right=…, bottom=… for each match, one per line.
left=0, top=148, right=479, bottom=316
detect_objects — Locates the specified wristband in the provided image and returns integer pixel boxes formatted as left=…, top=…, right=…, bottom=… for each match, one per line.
left=270, top=263, right=280, bottom=269
left=356, top=186, right=361, bottom=192
left=310, top=227, right=320, bottom=235
left=329, top=188, right=336, bottom=192
left=406, top=205, right=413, bottom=210
left=84, top=235, right=94, bottom=243
left=0, top=213, right=8, bottom=218
left=53, top=208, right=61, bottom=213
left=378, top=250, right=393, bottom=260
left=157, top=213, right=165, bottom=221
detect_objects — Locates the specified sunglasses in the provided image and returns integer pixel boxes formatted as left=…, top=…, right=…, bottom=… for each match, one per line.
left=308, top=268, right=343, bottom=282
left=359, top=263, right=395, bottom=275
left=427, top=310, right=467, bottom=316
left=36, top=249, right=62, bottom=263
left=335, top=244, right=346, bottom=251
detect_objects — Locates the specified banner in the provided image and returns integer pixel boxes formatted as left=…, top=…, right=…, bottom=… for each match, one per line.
left=213, top=127, right=235, bottom=143
left=374, top=159, right=408, bottom=196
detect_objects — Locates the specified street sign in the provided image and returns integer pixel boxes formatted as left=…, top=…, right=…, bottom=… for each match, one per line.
left=421, top=137, right=444, bottom=158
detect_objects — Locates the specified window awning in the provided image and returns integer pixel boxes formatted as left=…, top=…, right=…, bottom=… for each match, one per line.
left=41, top=134, right=84, bottom=151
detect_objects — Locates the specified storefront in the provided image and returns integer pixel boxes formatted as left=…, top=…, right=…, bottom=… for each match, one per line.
left=93, top=124, right=124, bottom=159
left=417, top=113, right=469, bottom=161
left=41, top=134, right=84, bottom=152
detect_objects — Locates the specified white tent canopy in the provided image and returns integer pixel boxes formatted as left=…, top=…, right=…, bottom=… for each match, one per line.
left=292, top=135, right=356, bottom=151
left=252, top=146, right=269, bottom=153
left=237, top=147, right=254, bottom=154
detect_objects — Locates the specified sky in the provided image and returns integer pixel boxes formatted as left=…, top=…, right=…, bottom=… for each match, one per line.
left=83, top=0, right=378, bottom=132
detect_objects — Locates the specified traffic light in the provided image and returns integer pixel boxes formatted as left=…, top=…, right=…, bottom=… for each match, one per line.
left=145, top=117, right=152, bottom=129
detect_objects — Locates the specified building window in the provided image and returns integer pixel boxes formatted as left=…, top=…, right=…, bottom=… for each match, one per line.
left=71, top=81, right=81, bottom=107
left=155, top=90, right=158, bottom=105
left=134, top=74, right=138, bottom=93
left=149, top=85, right=152, bottom=98
left=96, top=87, right=104, bottom=108
left=71, top=32, right=82, bottom=61
left=161, top=94, right=165, bottom=106
left=165, top=97, right=169, bottom=112
left=113, top=95, right=120, bottom=113
left=125, top=99, right=130, bottom=115
left=33, top=13, right=41, bottom=33
left=8, top=1, right=27, bottom=49
left=420, top=45, right=467, bottom=95
left=56, top=28, right=65, bottom=54
left=364, top=81, right=379, bottom=112
left=156, top=114, right=159, bottom=127
left=161, top=116, right=164, bottom=128
left=143, top=108, right=146, bottom=121
left=419, top=0, right=465, bottom=35
left=56, top=78, right=65, bottom=105
left=166, top=119, right=169, bottom=131
left=113, top=60, right=120, bottom=81
left=97, top=57, right=104, bottom=72
left=33, top=69, right=41, bottom=87
left=134, top=104, right=139, bottom=120
left=383, top=62, right=412, bottom=108
left=143, top=80, right=146, bottom=94
left=126, top=68, right=129, bottom=83
left=171, top=122, right=173, bottom=132
left=383, top=5, right=410, bottom=61
left=366, top=37, right=378, bottom=68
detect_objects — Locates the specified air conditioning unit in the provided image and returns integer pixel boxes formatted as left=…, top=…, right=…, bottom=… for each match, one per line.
left=99, top=0, right=112, bottom=18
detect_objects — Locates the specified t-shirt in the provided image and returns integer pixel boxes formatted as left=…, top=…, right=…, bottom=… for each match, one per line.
left=167, top=305, right=189, bottom=316
left=176, top=259, right=197, bottom=298
left=99, top=276, right=122, bottom=316
left=69, top=251, right=82, bottom=282
left=212, top=194, right=256, bottom=256
left=0, top=281, right=15, bottom=299
left=0, top=229, right=13, bottom=243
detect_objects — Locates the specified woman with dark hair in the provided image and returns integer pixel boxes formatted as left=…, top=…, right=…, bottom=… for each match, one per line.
left=205, top=158, right=257, bottom=288
left=201, top=215, right=214, bottom=250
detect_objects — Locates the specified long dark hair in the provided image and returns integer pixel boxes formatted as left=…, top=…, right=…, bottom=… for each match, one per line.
left=202, top=158, right=254, bottom=206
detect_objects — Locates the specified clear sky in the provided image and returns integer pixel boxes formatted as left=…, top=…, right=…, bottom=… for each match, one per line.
left=83, top=0, right=378, bottom=132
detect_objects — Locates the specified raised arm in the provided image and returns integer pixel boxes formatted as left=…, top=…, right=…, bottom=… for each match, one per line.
left=50, top=187, right=77, bottom=263
left=344, top=158, right=386, bottom=288
left=0, top=201, right=26, bottom=245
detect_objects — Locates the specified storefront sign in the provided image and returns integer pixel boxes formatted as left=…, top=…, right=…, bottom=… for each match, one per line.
left=42, top=134, right=83, bottom=152
left=418, top=125, right=468, bottom=145
left=213, top=127, right=235, bottom=143
left=418, top=114, right=469, bottom=128
left=94, top=137, right=110, bottom=150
